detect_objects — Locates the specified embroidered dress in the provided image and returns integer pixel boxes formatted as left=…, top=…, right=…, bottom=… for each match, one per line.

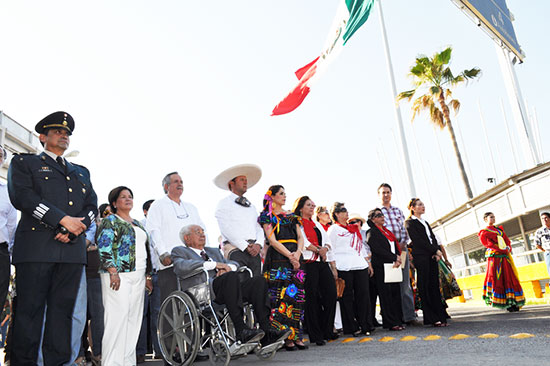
left=478, top=225, right=525, bottom=309
left=259, top=211, right=306, bottom=341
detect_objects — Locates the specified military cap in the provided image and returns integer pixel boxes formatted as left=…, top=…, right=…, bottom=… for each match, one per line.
left=35, top=111, right=74, bottom=135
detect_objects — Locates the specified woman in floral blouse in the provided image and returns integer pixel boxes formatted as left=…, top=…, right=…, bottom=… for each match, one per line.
left=97, top=186, right=152, bottom=366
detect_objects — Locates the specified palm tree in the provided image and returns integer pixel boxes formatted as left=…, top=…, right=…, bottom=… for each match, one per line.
left=397, top=46, right=480, bottom=200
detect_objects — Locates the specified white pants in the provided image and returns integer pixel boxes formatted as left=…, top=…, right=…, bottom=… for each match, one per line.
left=101, top=270, right=146, bottom=366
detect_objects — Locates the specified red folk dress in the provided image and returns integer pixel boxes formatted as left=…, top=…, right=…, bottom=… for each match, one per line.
left=478, top=225, right=525, bottom=309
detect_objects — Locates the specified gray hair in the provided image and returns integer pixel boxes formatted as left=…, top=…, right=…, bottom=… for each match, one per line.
left=162, top=171, right=178, bottom=193
left=179, top=224, right=194, bottom=245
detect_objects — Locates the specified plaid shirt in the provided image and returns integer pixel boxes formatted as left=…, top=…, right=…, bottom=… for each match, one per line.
left=534, top=226, right=550, bottom=251
left=381, top=205, right=409, bottom=247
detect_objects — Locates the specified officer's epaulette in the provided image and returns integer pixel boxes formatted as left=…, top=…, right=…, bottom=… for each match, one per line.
left=13, top=153, right=34, bottom=156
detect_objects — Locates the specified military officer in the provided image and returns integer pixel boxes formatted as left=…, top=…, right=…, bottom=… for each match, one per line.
left=8, top=111, right=98, bottom=366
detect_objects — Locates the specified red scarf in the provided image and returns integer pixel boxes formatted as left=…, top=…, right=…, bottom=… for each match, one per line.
left=336, top=223, right=363, bottom=254
left=377, top=224, right=401, bottom=254
left=302, top=218, right=320, bottom=262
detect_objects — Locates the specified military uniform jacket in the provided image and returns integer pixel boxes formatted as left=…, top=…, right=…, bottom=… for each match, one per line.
left=8, top=152, right=98, bottom=264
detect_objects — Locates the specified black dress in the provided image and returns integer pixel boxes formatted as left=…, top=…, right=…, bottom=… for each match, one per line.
left=404, top=217, right=448, bottom=325
left=259, top=211, right=306, bottom=341
left=366, top=220, right=403, bottom=329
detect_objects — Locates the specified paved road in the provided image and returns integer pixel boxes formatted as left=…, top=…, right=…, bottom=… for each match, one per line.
left=144, top=303, right=550, bottom=366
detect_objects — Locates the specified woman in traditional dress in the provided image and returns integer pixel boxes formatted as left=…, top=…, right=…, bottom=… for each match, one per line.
left=293, top=196, right=338, bottom=346
left=366, top=208, right=404, bottom=331
left=259, top=185, right=307, bottom=351
left=404, top=198, right=448, bottom=327
left=478, top=212, right=525, bottom=311
left=328, top=202, right=373, bottom=337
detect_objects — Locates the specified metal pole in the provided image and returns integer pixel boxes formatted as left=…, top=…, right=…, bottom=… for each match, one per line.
left=500, top=99, right=520, bottom=172
left=377, top=0, right=416, bottom=198
left=495, top=45, right=538, bottom=166
left=478, top=100, right=498, bottom=181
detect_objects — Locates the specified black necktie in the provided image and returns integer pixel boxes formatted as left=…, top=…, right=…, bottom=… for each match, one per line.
left=200, top=250, right=210, bottom=261
left=235, top=196, right=251, bottom=207
left=56, top=156, right=67, bottom=174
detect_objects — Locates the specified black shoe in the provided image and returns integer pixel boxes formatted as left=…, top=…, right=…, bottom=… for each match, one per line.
left=316, top=340, right=327, bottom=346
left=136, top=354, right=146, bottom=364
left=284, top=343, right=297, bottom=351
left=238, top=328, right=265, bottom=343
left=352, top=330, right=362, bottom=337
left=373, top=321, right=382, bottom=327
left=295, top=342, right=309, bottom=350
left=326, top=332, right=340, bottom=341
left=261, top=328, right=292, bottom=347
left=195, top=351, right=209, bottom=362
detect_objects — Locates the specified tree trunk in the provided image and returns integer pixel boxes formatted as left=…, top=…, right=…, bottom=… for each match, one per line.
left=439, top=92, right=474, bottom=200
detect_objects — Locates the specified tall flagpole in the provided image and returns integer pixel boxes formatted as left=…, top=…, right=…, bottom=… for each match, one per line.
left=377, top=0, right=416, bottom=198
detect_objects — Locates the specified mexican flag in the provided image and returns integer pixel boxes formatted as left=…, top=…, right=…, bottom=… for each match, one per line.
left=271, top=0, right=375, bottom=116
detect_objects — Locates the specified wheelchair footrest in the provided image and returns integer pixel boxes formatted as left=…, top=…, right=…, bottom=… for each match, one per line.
left=229, top=341, right=259, bottom=356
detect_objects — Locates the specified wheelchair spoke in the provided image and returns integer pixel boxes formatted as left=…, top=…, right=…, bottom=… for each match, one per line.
left=162, top=310, right=174, bottom=326
left=161, top=329, right=176, bottom=339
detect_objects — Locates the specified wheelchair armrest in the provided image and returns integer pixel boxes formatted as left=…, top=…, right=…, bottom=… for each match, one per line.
left=238, top=266, right=253, bottom=278
left=179, top=267, right=211, bottom=282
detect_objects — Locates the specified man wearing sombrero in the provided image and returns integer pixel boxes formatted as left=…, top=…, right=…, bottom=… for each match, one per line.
left=214, top=164, right=264, bottom=276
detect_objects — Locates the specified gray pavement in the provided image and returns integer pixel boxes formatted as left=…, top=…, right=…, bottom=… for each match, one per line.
left=143, top=303, right=550, bottom=366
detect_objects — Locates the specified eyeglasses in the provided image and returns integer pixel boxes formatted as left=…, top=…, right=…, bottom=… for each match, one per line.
left=349, top=220, right=360, bottom=225
left=374, top=213, right=384, bottom=218
left=335, top=207, right=347, bottom=213
left=171, top=200, right=190, bottom=220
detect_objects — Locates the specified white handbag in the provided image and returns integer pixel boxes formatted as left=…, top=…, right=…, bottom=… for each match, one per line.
left=384, top=263, right=403, bottom=283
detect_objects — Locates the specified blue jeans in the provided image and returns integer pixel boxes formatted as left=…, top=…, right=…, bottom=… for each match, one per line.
left=37, top=266, right=86, bottom=366
left=136, top=273, right=161, bottom=356
left=87, top=277, right=104, bottom=356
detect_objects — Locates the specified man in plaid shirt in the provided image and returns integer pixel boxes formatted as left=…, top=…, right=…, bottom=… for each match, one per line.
left=378, top=183, right=417, bottom=324
left=534, top=212, right=550, bottom=276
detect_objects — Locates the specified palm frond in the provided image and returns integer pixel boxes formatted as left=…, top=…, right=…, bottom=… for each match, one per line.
left=430, top=86, right=441, bottom=96
left=396, top=89, right=417, bottom=102
left=434, top=47, right=453, bottom=66
left=449, top=99, right=461, bottom=114
left=462, top=67, right=481, bottom=80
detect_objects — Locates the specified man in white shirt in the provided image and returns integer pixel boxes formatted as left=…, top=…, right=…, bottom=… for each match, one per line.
left=214, top=164, right=264, bottom=276
left=146, top=172, right=208, bottom=304
left=534, top=212, right=550, bottom=276
left=0, top=147, right=16, bottom=313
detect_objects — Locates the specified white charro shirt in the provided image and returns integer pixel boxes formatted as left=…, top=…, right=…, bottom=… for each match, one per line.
left=0, top=181, right=17, bottom=252
left=214, top=192, right=264, bottom=251
left=146, top=195, right=208, bottom=271
left=188, top=247, right=237, bottom=272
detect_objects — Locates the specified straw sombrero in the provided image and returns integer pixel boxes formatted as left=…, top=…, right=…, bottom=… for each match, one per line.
left=213, top=164, right=262, bottom=190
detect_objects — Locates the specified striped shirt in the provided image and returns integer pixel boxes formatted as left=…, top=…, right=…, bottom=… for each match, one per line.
left=380, top=205, right=409, bottom=248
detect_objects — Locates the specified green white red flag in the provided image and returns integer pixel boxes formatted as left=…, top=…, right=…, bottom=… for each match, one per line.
left=272, top=0, right=375, bottom=116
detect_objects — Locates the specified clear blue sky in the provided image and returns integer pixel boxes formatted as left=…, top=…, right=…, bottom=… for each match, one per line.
left=0, top=0, right=547, bottom=242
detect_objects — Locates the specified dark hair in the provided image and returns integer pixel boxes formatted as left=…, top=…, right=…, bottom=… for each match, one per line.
left=378, top=183, right=392, bottom=193
left=263, top=185, right=284, bottom=209
left=330, top=202, right=346, bottom=222
left=483, top=212, right=494, bottom=220
left=228, top=177, right=237, bottom=190
left=98, top=203, right=110, bottom=218
left=407, top=198, right=422, bottom=216
left=368, top=208, right=383, bottom=220
left=541, top=212, right=550, bottom=219
left=315, top=206, right=329, bottom=222
left=292, top=196, right=311, bottom=217
left=142, top=199, right=154, bottom=212
left=108, top=186, right=134, bottom=214
left=162, top=171, right=179, bottom=193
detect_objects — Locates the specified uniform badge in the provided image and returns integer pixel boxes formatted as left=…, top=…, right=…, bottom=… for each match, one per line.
left=39, top=166, right=53, bottom=173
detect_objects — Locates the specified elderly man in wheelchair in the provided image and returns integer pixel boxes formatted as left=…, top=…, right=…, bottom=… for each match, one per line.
left=157, top=224, right=290, bottom=365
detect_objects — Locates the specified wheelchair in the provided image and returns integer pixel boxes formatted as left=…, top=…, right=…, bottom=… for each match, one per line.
left=157, top=267, right=284, bottom=366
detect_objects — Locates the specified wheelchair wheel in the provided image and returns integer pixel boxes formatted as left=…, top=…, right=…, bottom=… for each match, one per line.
left=208, top=339, right=231, bottom=366
left=158, top=291, right=200, bottom=366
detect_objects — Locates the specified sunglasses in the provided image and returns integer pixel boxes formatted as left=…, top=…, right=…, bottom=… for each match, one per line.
left=335, top=207, right=347, bottom=213
left=374, top=213, right=384, bottom=218
left=349, top=220, right=361, bottom=225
